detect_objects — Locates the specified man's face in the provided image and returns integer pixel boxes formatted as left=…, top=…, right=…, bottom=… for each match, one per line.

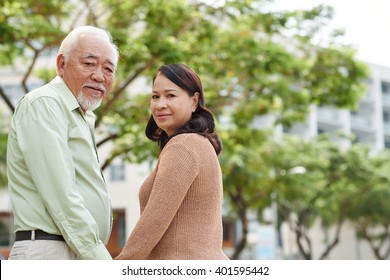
left=57, top=34, right=116, bottom=111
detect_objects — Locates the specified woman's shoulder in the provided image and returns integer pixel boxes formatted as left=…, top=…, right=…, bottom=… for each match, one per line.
left=168, top=133, right=208, bottom=146
left=165, top=133, right=214, bottom=157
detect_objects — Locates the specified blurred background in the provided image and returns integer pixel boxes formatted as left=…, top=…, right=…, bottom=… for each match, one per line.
left=1, top=0, right=389, bottom=260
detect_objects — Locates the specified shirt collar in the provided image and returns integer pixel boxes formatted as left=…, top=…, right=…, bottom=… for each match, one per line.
left=50, top=76, right=80, bottom=112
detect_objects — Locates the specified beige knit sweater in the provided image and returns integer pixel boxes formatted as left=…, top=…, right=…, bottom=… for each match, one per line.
left=115, top=133, right=229, bottom=260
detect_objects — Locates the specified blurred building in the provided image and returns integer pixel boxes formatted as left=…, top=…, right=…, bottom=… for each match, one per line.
left=286, top=63, right=390, bottom=154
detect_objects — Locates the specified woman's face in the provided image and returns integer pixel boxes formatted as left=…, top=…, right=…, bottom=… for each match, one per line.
left=151, top=72, right=198, bottom=136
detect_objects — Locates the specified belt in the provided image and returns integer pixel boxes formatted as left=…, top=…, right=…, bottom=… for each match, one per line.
left=15, top=230, right=65, bottom=242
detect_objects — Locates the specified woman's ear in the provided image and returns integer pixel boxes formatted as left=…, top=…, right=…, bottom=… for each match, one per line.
left=192, top=92, right=200, bottom=112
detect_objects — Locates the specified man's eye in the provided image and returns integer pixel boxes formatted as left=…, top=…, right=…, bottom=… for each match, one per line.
left=105, top=67, right=114, bottom=73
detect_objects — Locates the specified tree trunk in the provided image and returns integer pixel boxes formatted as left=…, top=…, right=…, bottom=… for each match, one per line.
left=229, top=193, right=248, bottom=260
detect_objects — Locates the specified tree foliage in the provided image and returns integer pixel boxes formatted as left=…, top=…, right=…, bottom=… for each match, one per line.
left=220, top=127, right=274, bottom=259
left=264, top=136, right=378, bottom=259
left=0, top=0, right=368, bottom=124
left=0, top=132, right=7, bottom=188
left=346, top=150, right=390, bottom=260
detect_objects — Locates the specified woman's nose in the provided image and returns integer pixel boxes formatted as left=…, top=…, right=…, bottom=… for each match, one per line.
left=156, top=98, right=167, bottom=109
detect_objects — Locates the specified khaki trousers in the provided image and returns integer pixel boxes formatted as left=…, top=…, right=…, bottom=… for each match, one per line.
left=8, top=240, right=77, bottom=260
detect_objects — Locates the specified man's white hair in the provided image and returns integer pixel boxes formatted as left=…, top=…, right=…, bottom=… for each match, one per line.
left=57, top=25, right=119, bottom=72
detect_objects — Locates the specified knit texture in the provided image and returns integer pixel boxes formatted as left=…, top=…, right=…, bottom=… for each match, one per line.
left=116, top=133, right=228, bottom=260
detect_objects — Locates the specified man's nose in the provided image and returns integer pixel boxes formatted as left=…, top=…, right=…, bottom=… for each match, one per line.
left=92, top=67, right=104, bottom=82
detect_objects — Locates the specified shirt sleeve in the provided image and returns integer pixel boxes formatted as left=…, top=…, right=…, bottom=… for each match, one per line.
left=16, top=97, right=112, bottom=260
left=115, top=139, right=199, bottom=259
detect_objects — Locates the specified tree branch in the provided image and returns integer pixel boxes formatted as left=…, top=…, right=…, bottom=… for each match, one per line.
left=22, top=41, right=45, bottom=94
left=0, top=84, right=15, bottom=113
left=96, top=59, right=157, bottom=127
left=100, top=144, right=133, bottom=171
left=96, top=133, right=119, bottom=148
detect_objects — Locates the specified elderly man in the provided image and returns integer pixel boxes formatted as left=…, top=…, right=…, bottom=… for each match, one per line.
left=7, top=26, right=119, bottom=260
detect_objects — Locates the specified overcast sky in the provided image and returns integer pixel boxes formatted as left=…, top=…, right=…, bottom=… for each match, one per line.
left=273, top=0, right=390, bottom=68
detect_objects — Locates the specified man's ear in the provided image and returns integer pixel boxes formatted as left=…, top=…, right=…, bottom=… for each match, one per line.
left=56, top=54, right=65, bottom=76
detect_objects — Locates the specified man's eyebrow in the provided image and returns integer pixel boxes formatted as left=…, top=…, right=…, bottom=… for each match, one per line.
left=81, top=53, right=116, bottom=68
left=81, top=52, right=99, bottom=59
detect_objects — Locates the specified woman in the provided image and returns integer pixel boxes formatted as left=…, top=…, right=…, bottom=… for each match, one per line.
left=115, top=64, right=229, bottom=260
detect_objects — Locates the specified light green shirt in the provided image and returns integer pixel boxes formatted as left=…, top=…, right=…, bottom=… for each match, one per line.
left=7, top=76, right=112, bottom=259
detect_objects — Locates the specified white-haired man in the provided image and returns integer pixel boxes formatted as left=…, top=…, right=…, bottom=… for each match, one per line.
left=7, top=26, right=119, bottom=260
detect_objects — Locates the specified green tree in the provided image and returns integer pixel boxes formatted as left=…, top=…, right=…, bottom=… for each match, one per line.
left=347, top=150, right=390, bottom=260
left=263, top=136, right=382, bottom=260
left=0, top=0, right=368, bottom=164
left=220, top=127, right=274, bottom=259
left=0, top=132, right=7, bottom=189
left=0, top=107, right=8, bottom=189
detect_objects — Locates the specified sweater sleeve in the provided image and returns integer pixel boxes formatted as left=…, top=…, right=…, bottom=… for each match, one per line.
left=116, top=139, right=199, bottom=259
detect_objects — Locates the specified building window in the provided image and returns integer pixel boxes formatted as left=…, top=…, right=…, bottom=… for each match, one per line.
left=383, top=111, right=390, bottom=122
left=385, top=139, right=390, bottom=149
left=106, top=209, right=126, bottom=258
left=0, top=212, right=12, bottom=259
left=282, top=125, right=291, bottom=133
left=0, top=213, right=11, bottom=246
left=381, top=81, right=390, bottom=94
left=110, top=164, right=125, bottom=182
left=223, top=219, right=235, bottom=248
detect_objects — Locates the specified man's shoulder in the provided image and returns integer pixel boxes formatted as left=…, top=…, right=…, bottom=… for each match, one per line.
left=16, top=77, right=70, bottom=109
left=13, top=82, right=66, bottom=119
left=15, top=88, right=54, bottom=112
left=26, top=80, right=61, bottom=101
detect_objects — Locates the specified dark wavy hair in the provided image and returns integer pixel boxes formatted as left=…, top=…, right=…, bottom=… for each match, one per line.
left=145, top=64, right=222, bottom=155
